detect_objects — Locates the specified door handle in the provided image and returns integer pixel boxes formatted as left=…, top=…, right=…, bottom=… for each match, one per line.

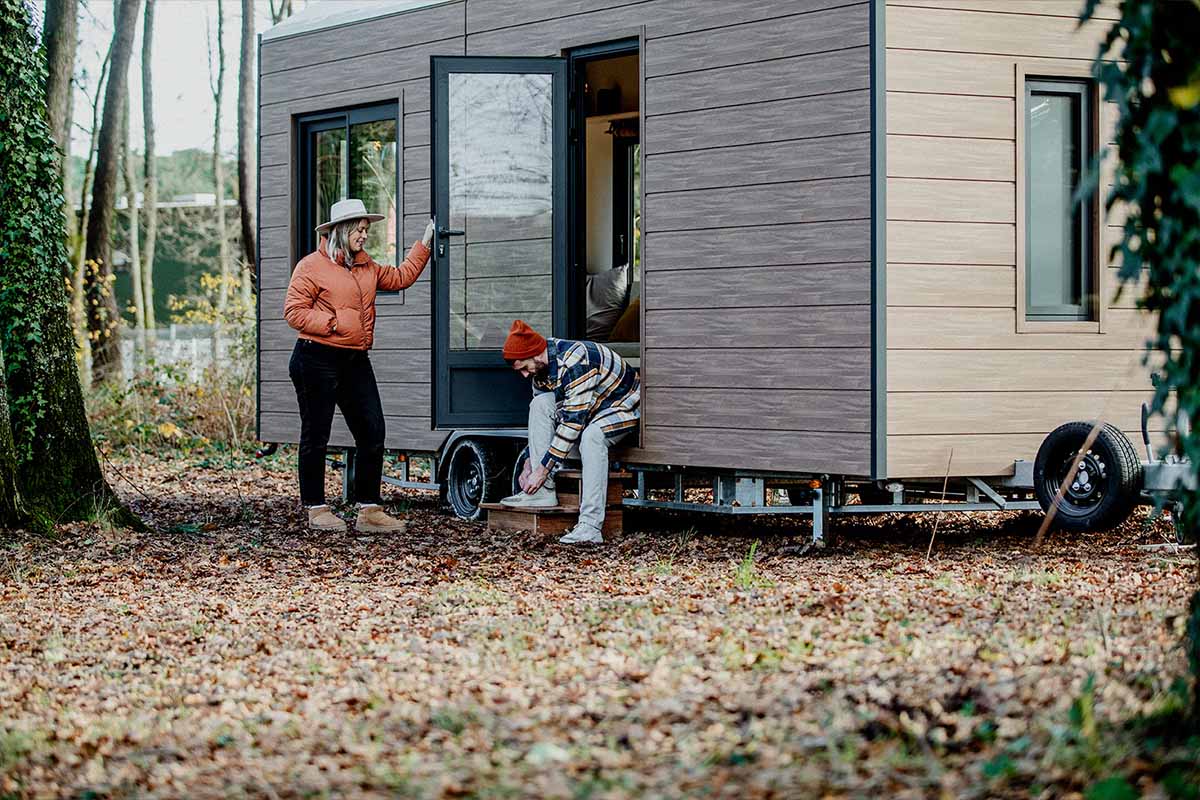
left=436, top=227, right=465, bottom=256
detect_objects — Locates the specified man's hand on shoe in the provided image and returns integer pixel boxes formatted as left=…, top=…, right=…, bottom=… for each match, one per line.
left=525, top=464, right=549, bottom=494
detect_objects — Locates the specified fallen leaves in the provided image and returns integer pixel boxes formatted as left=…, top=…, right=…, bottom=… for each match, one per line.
left=0, top=451, right=1193, bottom=798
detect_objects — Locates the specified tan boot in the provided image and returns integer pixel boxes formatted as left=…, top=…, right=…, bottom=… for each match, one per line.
left=356, top=504, right=406, bottom=534
left=307, top=505, right=347, bottom=532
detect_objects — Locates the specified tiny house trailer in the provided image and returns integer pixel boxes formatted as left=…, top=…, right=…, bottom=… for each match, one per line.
left=256, top=0, right=1188, bottom=540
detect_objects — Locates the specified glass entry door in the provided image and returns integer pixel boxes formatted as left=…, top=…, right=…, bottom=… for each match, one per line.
left=431, top=56, right=568, bottom=428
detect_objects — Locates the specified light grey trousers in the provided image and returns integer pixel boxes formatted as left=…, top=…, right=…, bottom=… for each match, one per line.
left=527, top=391, right=630, bottom=532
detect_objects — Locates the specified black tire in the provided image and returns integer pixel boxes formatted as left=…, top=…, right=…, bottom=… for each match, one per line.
left=445, top=439, right=506, bottom=520
left=1033, top=422, right=1143, bottom=532
left=511, top=446, right=531, bottom=496
left=855, top=484, right=894, bottom=506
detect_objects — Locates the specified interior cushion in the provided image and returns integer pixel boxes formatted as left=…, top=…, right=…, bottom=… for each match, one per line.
left=608, top=296, right=640, bottom=343
left=585, top=263, right=629, bottom=340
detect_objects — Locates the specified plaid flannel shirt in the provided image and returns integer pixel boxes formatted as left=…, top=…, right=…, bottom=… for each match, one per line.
left=533, top=338, right=641, bottom=471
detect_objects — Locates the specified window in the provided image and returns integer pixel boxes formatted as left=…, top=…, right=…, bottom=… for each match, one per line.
left=1024, top=78, right=1094, bottom=321
left=297, top=103, right=398, bottom=268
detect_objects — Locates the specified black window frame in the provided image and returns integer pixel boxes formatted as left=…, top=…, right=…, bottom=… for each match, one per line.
left=1024, top=77, right=1095, bottom=322
left=295, top=102, right=400, bottom=283
left=612, top=136, right=639, bottom=269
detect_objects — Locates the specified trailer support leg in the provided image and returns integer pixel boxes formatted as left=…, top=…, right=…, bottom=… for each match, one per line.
left=342, top=447, right=357, bottom=504
left=811, top=481, right=827, bottom=546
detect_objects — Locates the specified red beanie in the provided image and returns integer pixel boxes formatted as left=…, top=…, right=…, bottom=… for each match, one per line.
left=502, top=319, right=547, bottom=361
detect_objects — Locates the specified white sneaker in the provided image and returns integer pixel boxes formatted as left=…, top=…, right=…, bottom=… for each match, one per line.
left=558, top=523, right=603, bottom=544
left=500, top=486, right=559, bottom=509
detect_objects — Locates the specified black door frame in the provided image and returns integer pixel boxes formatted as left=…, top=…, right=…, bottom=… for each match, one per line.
left=565, top=38, right=640, bottom=339
left=429, top=55, right=570, bottom=430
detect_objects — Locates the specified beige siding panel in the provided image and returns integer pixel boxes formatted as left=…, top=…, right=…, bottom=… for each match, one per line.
left=886, top=5, right=1113, bottom=60
left=885, top=431, right=1166, bottom=479
left=888, top=390, right=1162, bottom=436
left=888, top=92, right=1013, bottom=139
left=888, top=221, right=1014, bottom=265
left=888, top=178, right=1014, bottom=223
left=888, top=264, right=1014, bottom=307
left=646, top=389, right=871, bottom=433
left=890, top=0, right=1120, bottom=21
left=887, top=49, right=1094, bottom=97
left=888, top=307, right=1157, bottom=350
left=888, top=135, right=1014, bottom=181
left=887, top=349, right=1161, bottom=392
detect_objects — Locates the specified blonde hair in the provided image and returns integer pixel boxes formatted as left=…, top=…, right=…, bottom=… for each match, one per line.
left=327, top=218, right=364, bottom=265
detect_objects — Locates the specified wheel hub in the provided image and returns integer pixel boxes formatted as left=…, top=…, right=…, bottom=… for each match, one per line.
left=1061, top=449, right=1107, bottom=507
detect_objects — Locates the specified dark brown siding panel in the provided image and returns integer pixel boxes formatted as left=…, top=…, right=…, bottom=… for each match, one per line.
left=646, top=177, right=871, bottom=232
left=644, top=4, right=869, bottom=76
left=631, top=428, right=872, bottom=475
left=644, top=90, right=870, bottom=154
left=645, top=46, right=870, bottom=116
left=645, top=221, right=870, bottom=271
left=257, top=0, right=874, bottom=474
left=645, top=134, right=870, bottom=194
left=260, top=411, right=446, bottom=451
left=646, top=264, right=871, bottom=309
left=646, top=348, right=871, bottom=391
left=261, top=3, right=465, bottom=75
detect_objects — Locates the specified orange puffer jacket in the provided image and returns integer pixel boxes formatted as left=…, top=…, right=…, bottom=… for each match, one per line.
left=284, top=237, right=430, bottom=350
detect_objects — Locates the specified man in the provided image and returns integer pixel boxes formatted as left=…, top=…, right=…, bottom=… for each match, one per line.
left=500, top=319, right=640, bottom=544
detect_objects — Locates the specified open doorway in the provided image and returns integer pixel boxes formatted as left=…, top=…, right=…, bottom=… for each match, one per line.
left=569, top=42, right=641, bottom=367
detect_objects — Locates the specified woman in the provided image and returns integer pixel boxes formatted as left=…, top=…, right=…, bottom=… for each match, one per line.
left=284, top=198, right=435, bottom=533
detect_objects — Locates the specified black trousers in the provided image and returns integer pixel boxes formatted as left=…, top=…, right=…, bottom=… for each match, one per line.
left=288, top=339, right=386, bottom=506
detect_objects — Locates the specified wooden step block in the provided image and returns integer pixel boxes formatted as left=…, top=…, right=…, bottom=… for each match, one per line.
left=555, top=469, right=632, bottom=481
left=482, top=504, right=623, bottom=537
left=555, top=484, right=625, bottom=508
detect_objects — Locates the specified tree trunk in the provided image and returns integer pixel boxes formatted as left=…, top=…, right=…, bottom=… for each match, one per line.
left=210, top=0, right=230, bottom=324
left=140, top=0, right=156, bottom=329
left=122, top=98, right=144, bottom=331
left=71, top=43, right=111, bottom=354
left=42, top=0, right=77, bottom=169
left=84, top=0, right=142, bottom=384
left=0, top=0, right=138, bottom=530
left=0, top=347, right=24, bottom=530
left=269, top=0, right=292, bottom=24
left=237, top=0, right=256, bottom=296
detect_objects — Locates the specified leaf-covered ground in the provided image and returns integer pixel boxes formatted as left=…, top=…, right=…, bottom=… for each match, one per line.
left=1, top=452, right=1196, bottom=798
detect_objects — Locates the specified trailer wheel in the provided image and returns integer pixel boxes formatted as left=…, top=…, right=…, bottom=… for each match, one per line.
left=1033, top=422, right=1143, bottom=532
left=511, top=446, right=531, bottom=496
left=445, top=439, right=504, bottom=520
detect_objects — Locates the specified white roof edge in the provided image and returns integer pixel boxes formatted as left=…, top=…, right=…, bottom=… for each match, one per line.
left=262, top=0, right=457, bottom=43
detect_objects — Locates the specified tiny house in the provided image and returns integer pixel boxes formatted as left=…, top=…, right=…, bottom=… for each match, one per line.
left=257, top=0, right=1176, bottom=536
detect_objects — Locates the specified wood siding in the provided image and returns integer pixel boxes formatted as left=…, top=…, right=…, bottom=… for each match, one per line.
left=883, top=1, right=1155, bottom=478
left=259, top=0, right=875, bottom=475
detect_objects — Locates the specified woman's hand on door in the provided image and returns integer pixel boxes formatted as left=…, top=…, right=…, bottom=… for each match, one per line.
left=422, top=219, right=436, bottom=248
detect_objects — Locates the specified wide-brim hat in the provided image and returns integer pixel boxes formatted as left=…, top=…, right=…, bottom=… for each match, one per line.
left=315, top=198, right=385, bottom=232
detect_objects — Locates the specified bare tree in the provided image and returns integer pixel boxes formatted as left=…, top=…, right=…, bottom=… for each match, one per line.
left=84, top=0, right=142, bottom=383
left=121, top=93, right=144, bottom=329
left=269, top=0, right=292, bottom=24
left=70, top=43, right=110, bottom=347
left=237, top=0, right=256, bottom=308
left=42, top=0, right=77, bottom=171
left=208, top=0, right=231, bottom=324
left=140, top=0, right=156, bottom=328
